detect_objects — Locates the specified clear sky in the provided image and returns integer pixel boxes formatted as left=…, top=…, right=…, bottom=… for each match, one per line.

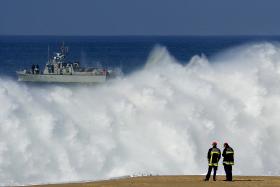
left=0, top=0, right=279, bottom=35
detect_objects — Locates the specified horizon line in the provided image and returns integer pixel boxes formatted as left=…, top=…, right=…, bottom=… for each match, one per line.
left=1, top=34, right=280, bottom=37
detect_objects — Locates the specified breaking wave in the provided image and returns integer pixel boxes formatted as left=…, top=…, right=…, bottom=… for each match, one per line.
left=1, top=42, right=280, bottom=185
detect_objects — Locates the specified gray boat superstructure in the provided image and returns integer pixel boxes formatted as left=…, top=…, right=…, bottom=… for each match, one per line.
left=17, top=43, right=114, bottom=83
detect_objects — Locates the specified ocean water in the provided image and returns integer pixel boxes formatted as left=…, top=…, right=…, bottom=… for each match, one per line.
left=1, top=36, right=280, bottom=185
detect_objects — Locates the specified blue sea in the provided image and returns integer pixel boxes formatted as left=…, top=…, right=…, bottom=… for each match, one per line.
left=1, top=35, right=280, bottom=79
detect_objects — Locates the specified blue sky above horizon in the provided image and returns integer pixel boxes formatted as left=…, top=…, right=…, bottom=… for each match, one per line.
left=0, top=0, right=280, bottom=36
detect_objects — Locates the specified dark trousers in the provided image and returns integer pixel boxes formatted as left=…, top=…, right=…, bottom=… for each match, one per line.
left=224, top=164, right=232, bottom=181
left=205, top=166, right=218, bottom=180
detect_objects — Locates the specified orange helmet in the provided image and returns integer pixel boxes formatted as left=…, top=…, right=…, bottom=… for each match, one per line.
left=212, top=141, right=217, bottom=146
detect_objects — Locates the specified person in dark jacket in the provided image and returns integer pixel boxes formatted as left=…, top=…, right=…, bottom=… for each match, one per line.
left=31, top=64, right=35, bottom=74
left=204, top=141, right=221, bottom=181
left=222, top=142, right=234, bottom=181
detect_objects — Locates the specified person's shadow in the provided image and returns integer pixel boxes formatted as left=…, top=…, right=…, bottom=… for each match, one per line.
left=232, top=179, right=264, bottom=182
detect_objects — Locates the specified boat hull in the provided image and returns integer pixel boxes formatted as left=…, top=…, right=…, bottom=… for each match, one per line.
left=17, top=73, right=106, bottom=83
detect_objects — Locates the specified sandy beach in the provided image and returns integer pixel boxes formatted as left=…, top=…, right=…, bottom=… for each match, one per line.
left=24, top=175, right=280, bottom=187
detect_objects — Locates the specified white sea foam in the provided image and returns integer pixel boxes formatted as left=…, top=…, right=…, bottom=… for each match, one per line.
left=1, top=43, right=280, bottom=185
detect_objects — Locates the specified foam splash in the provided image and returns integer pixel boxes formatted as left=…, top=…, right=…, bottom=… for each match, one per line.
left=1, top=43, right=280, bottom=185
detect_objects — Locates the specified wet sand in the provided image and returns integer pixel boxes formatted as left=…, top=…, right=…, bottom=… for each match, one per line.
left=24, top=175, right=280, bottom=187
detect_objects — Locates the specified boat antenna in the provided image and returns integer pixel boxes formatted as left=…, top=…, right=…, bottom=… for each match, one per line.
left=61, top=41, right=66, bottom=55
left=48, top=45, right=50, bottom=62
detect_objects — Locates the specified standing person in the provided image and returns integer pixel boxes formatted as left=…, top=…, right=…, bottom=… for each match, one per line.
left=204, top=142, right=221, bottom=181
left=222, top=142, right=234, bottom=181
left=31, top=64, right=35, bottom=74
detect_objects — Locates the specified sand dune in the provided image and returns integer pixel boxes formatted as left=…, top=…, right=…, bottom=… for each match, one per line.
left=23, top=175, right=280, bottom=187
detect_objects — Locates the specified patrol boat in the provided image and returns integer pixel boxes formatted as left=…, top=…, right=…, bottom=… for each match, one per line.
left=16, top=43, right=114, bottom=83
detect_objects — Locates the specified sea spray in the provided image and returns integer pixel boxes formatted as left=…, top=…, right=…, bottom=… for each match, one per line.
left=1, top=43, right=280, bottom=185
